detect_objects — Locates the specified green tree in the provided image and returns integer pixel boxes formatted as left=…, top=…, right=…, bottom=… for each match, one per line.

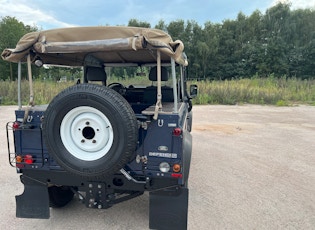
left=201, top=22, right=219, bottom=79
left=0, top=16, right=38, bottom=80
left=258, top=3, right=291, bottom=76
left=155, top=20, right=167, bottom=31
left=128, top=19, right=151, bottom=28
left=166, top=20, right=185, bottom=41
left=185, top=21, right=203, bottom=79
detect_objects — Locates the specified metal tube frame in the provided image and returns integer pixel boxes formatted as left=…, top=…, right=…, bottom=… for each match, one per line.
left=171, top=58, right=178, bottom=113
left=18, top=61, right=22, bottom=109
left=153, top=50, right=162, bottom=120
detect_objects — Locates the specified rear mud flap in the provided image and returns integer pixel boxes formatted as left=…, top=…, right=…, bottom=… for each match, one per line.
left=149, top=187, right=188, bottom=230
left=16, top=175, right=50, bottom=219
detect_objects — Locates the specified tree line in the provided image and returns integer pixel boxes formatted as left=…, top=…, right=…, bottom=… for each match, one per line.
left=0, top=2, right=314, bottom=81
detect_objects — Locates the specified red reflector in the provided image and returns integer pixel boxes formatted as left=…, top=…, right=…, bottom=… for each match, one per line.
left=16, top=164, right=24, bottom=169
left=171, top=173, right=183, bottom=178
left=13, top=122, right=20, bottom=130
left=173, top=128, right=182, bottom=136
left=24, top=155, right=33, bottom=164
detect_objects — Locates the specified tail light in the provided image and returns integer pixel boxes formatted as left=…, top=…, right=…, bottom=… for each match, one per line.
left=16, top=154, right=34, bottom=164
left=173, top=164, right=181, bottom=173
left=13, top=122, right=20, bottom=130
left=171, top=164, right=182, bottom=178
left=173, top=128, right=182, bottom=136
left=24, top=154, right=34, bottom=164
left=15, top=155, right=23, bottom=163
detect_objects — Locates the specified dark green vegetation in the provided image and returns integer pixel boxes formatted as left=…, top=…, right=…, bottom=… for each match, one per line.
left=0, top=2, right=314, bottom=105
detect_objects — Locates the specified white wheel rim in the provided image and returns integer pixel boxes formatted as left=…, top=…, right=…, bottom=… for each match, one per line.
left=60, top=106, right=114, bottom=161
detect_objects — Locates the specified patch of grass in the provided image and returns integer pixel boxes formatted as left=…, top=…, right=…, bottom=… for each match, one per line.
left=190, top=76, right=315, bottom=106
left=0, top=79, right=73, bottom=105
left=276, top=100, right=289, bottom=106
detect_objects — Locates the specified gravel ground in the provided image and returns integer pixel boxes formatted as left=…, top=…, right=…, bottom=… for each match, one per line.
left=0, top=105, right=315, bottom=230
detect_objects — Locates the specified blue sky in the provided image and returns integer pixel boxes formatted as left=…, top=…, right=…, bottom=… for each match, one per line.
left=0, top=0, right=314, bottom=29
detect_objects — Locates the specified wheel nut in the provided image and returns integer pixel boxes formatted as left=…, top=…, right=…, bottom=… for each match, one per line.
left=81, top=139, right=85, bottom=143
left=92, top=140, right=96, bottom=143
left=86, top=121, right=90, bottom=125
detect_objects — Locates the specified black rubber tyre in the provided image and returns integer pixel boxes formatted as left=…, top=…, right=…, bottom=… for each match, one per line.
left=48, top=186, right=74, bottom=208
left=43, top=84, right=138, bottom=179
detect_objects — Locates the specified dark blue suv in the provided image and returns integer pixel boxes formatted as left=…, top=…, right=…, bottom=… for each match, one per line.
left=3, top=26, right=197, bottom=230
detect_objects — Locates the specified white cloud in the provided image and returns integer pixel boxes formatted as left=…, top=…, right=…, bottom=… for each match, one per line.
left=0, top=0, right=77, bottom=28
left=272, top=0, right=315, bottom=9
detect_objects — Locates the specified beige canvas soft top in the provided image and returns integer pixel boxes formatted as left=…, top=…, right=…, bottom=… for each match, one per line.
left=1, top=26, right=188, bottom=66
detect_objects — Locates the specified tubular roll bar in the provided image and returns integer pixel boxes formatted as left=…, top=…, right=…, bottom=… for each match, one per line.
left=18, top=52, right=181, bottom=119
left=153, top=51, right=179, bottom=120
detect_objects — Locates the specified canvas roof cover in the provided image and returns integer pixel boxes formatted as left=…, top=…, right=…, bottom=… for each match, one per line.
left=1, top=26, right=188, bottom=67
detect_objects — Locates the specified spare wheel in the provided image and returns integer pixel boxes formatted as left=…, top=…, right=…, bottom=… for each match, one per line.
left=42, top=84, right=138, bottom=179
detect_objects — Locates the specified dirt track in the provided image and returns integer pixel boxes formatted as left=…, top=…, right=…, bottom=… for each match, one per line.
left=0, top=105, right=315, bottom=229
